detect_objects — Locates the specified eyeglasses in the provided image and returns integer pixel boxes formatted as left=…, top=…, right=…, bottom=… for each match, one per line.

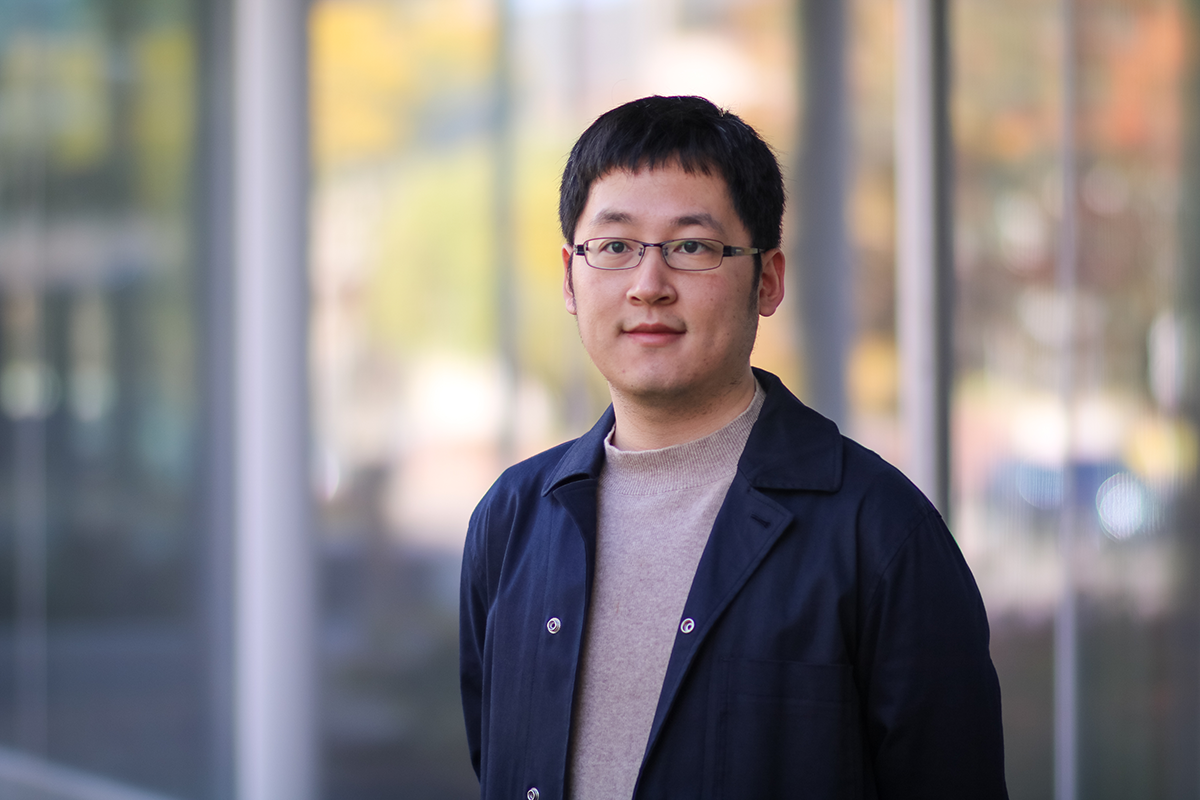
left=572, top=238, right=763, bottom=272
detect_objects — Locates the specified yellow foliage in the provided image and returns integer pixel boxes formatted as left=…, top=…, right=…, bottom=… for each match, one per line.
left=132, top=26, right=195, bottom=208
left=1125, top=416, right=1198, bottom=485
left=848, top=334, right=898, bottom=414
left=1, top=33, right=114, bottom=169
left=50, top=35, right=111, bottom=170
left=310, top=0, right=493, bottom=172
left=368, top=145, right=494, bottom=354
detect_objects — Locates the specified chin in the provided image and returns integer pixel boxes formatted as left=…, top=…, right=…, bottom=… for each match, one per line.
left=608, top=372, right=696, bottom=404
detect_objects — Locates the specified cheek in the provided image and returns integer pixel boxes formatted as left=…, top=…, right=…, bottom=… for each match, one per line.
left=699, top=291, right=747, bottom=331
left=570, top=293, right=610, bottom=343
left=705, top=293, right=761, bottom=350
left=572, top=280, right=620, bottom=318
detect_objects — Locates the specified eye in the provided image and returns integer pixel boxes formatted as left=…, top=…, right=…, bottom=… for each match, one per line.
left=599, top=239, right=631, bottom=254
left=676, top=239, right=715, bottom=255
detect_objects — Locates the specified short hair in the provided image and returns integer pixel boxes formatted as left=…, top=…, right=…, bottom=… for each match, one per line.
left=559, top=96, right=785, bottom=253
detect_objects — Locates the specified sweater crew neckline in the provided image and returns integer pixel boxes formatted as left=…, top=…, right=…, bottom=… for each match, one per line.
left=601, top=380, right=765, bottom=496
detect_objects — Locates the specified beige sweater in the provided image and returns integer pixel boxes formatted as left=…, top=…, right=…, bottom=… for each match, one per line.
left=567, top=382, right=766, bottom=800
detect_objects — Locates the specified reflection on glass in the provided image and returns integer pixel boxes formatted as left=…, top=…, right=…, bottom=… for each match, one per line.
left=309, top=0, right=801, bottom=794
left=309, top=0, right=1200, bottom=796
left=0, top=0, right=212, bottom=797
left=954, top=1, right=1200, bottom=796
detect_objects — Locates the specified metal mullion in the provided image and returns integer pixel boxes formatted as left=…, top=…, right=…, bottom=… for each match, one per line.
left=896, top=0, right=953, bottom=516
left=232, top=0, right=316, bottom=798
left=797, top=0, right=852, bottom=429
left=1053, top=1, right=1080, bottom=798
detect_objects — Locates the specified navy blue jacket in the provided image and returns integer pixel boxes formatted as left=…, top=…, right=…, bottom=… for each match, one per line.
left=460, top=370, right=1007, bottom=799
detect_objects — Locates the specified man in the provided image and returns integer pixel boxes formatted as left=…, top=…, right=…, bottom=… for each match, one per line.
left=460, top=95, right=1007, bottom=800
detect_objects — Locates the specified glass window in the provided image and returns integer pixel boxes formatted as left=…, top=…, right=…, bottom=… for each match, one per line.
left=310, top=0, right=1200, bottom=795
left=308, top=0, right=800, bottom=794
left=0, top=1, right=215, bottom=796
left=953, top=1, right=1200, bottom=796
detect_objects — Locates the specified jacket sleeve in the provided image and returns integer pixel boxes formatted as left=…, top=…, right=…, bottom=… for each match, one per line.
left=459, top=499, right=492, bottom=780
left=858, top=506, right=1009, bottom=799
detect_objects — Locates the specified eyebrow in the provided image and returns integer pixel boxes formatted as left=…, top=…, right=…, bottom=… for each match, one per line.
left=590, top=210, right=634, bottom=226
left=587, top=210, right=728, bottom=236
left=672, top=213, right=726, bottom=235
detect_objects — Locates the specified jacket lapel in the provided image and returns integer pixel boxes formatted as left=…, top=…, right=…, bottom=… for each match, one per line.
left=538, top=373, right=845, bottom=775
left=638, top=370, right=844, bottom=766
left=551, top=478, right=600, bottom=585
left=543, top=408, right=613, bottom=596
left=641, top=474, right=795, bottom=760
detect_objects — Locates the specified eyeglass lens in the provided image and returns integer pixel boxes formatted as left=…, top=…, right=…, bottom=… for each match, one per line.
left=582, top=238, right=724, bottom=270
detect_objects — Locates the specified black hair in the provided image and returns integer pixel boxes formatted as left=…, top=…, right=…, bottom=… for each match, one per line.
left=559, top=96, right=785, bottom=254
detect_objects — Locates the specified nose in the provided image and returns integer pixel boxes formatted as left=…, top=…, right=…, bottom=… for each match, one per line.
left=626, top=245, right=676, bottom=306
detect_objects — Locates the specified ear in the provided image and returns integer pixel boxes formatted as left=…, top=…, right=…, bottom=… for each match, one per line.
left=757, top=248, right=785, bottom=317
left=562, top=244, right=578, bottom=315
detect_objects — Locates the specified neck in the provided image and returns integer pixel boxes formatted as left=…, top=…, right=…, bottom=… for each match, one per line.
left=609, top=369, right=757, bottom=451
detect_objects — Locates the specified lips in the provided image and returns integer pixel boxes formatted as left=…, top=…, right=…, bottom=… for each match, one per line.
left=627, top=323, right=682, bottom=334
left=624, top=322, right=684, bottom=345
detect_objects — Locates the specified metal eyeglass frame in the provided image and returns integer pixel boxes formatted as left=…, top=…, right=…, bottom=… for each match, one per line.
left=572, top=238, right=763, bottom=271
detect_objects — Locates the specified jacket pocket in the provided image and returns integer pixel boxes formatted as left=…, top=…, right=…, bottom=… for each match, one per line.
left=706, top=658, right=864, bottom=800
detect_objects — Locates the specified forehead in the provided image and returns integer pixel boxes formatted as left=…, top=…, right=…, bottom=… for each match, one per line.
left=578, top=164, right=740, bottom=233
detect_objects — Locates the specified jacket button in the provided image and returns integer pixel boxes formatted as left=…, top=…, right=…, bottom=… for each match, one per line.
left=680, top=618, right=695, bottom=634
left=527, top=789, right=540, bottom=800
left=546, top=617, right=561, bottom=634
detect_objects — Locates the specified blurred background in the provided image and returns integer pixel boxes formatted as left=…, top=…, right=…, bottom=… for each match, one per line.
left=1, top=0, right=1199, bottom=798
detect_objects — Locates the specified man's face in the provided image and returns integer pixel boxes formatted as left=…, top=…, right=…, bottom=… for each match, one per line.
left=562, top=163, right=784, bottom=409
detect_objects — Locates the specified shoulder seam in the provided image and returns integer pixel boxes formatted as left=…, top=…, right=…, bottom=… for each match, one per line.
left=862, top=503, right=942, bottom=618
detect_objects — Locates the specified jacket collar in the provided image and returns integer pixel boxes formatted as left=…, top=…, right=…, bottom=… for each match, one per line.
left=738, top=368, right=843, bottom=493
left=541, top=404, right=614, bottom=496
left=541, top=368, right=843, bottom=497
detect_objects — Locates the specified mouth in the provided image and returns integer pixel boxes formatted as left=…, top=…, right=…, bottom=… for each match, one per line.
left=623, top=322, right=684, bottom=345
